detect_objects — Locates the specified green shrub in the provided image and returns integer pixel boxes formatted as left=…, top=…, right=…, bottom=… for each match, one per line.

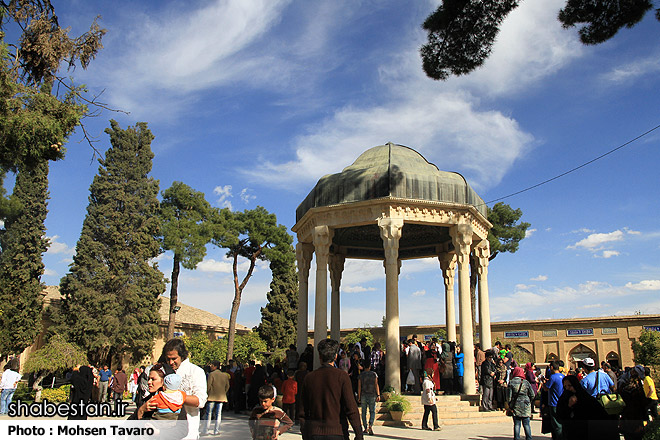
left=13, top=382, right=35, bottom=402
left=41, top=385, right=70, bottom=403
left=383, top=392, right=412, bottom=413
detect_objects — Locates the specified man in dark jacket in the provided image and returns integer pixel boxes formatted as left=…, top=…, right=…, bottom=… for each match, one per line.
left=111, top=368, right=128, bottom=401
left=480, top=352, right=496, bottom=411
left=299, top=339, right=363, bottom=440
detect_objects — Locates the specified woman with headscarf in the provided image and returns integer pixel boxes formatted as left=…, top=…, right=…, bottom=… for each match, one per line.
left=619, top=366, right=648, bottom=440
left=506, top=367, right=536, bottom=440
left=247, top=364, right=266, bottom=409
left=68, top=365, right=94, bottom=420
left=524, top=362, right=539, bottom=413
left=495, top=357, right=508, bottom=410
left=556, top=374, right=617, bottom=440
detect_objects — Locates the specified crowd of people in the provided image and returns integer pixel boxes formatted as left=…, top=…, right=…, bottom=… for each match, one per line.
left=4, top=335, right=659, bottom=440
left=473, top=341, right=659, bottom=440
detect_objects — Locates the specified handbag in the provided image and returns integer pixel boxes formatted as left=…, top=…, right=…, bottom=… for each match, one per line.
left=598, top=392, right=626, bottom=416
left=505, top=381, right=524, bottom=417
left=406, top=370, right=415, bottom=385
left=593, top=371, right=626, bottom=416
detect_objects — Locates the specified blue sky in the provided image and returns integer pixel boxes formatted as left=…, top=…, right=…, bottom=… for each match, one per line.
left=25, top=0, right=660, bottom=329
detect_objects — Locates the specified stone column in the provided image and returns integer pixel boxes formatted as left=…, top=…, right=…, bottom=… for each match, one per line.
left=451, top=224, right=476, bottom=394
left=475, top=240, right=492, bottom=350
left=329, top=253, right=346, bottom=342
left=378, top=217, right=404, bottom=392
left=312, top=225, right=332, bottom=369
left=439, top=252, right=457, bottom=342
left=295, top=242, right=314, bottom=353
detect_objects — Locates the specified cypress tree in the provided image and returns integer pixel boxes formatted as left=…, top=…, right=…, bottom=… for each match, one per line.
left=55, top=120, right=164, bottom=365
left=257, top=247, right=298, bottom=351
left=0, top=161, right=49, bottom=354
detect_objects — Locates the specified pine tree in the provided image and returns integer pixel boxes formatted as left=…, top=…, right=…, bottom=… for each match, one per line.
left=55, top=120, right=164, bottom=365
left=159, top=182, right=214, bottom=339
left=0, top=161, right=49, bottom=354
left=257, top=251, right=298, bottom=351
left=212, top=206, right=293, bottom=362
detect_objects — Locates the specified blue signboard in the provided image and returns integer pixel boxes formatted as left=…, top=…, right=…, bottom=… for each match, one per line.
left=644, top=326, right=660, bottom=332
left=173, top=331, right=184, bottom=337
left=567, top=328, right=594, bottom=336
left=504, top=331, right=529, bottom=338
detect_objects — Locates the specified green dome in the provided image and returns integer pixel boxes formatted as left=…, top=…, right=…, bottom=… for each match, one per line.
left=296, top=143, right=486, bottom=222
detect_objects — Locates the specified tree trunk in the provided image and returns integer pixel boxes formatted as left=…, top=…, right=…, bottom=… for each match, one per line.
left=33, top=371, right=47, bottom=403
left=225, top=249, right=260, bottom=363
left=167, top=254, right=181, bottom=340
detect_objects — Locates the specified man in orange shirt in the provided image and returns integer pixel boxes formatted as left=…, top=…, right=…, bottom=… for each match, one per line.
left=281, top=370, right=298, bottom=422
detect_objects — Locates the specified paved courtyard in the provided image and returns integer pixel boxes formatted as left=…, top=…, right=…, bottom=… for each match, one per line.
left=211, top=412, right=550, bottom=440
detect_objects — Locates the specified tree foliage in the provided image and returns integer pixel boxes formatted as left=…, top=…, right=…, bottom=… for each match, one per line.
left=182, top=331, right=267, bottom=366
left=159, top=182, right=214, bottom=339
left=0, top=160, right=49, bottom=355
left=256, top=244, right=298, bottom=351
left=421, top=0, right=660, bottom=80
left=23, top=333, right=87, bottom=402
left=632, top=329, right=660, bottom=367
left=0, top=0, right=106, bottom=170
left=54, top=120, right=164, bottom=365
left=421, top=0, right=519, bottom=80
left=487, top=202, right=530, bottom=261
left=211, top=206, right=293, bottom=363
left=344, top=328, right=374, bottom=347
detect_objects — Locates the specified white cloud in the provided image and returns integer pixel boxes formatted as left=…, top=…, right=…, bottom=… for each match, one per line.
left=44, top=268, right=57, bottom=277
left=197, top=258, right=233, bottom=273
left=530, top=275, right=548, bottom=282
left=214, top=185, right=233, bottom=210
left=455, top=0, right=583, bottom=96
left=569, top=230, right=624, bottom=250
left=411, top=289, right=426, bottom=297
left=625, top=280, right=660, bottom=291
left=599, top=250, right=620, bottom=259
left=46, top=235, right=75, bottom=256
left=240, top=188, right=256, bottom=204
left=600, top=51, right=660, bottom=84
left=525, top=228, right=537, bottom=238
left=343, top=285, right=377, bottom=293
left=572, top=228, right=594, bottom=234
left=85, top=0, right=294, bottom=117
left=245, top=2, right=591, bottom=192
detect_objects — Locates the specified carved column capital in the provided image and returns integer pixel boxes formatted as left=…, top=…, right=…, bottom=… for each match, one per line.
left=295, top=242, right=314, bottom=279
left=438, top=252, right=457, bottom=288
left=378, top=218, right=404, bottom=263
left=451, top=224, right=473, bottom=266
left=329, top=253, right=346, bottom=292
left=475, top=240, right=490, bottom=276
left=313, top=225, right=333, bottom=264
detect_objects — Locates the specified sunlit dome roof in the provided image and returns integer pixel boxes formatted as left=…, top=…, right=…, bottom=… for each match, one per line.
left=296, top=143, right=486, bottom=222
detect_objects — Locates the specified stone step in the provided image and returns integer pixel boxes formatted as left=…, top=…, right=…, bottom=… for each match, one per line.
left=370, top=393, right=511, bottom=426
left=377, top=415, right=511, bottom=427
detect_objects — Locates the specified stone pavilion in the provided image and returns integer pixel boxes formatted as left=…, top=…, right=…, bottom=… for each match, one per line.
left=292, top=143, right=492, bottom=394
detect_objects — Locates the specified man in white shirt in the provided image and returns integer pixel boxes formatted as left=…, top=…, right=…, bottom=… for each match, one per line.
left=161, top=339, right=208, bottom=439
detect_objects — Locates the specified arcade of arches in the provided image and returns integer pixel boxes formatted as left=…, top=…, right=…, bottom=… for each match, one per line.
left=334, top=314, right=660, bottom=371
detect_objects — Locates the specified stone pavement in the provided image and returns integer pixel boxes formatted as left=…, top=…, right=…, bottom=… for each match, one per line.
left=207, top=412, right=551, bottom=440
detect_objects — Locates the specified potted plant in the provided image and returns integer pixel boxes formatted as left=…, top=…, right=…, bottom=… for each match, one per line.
left=383, top=392, right=411, bottom=422
left=380, top=385, right=395, bottom=402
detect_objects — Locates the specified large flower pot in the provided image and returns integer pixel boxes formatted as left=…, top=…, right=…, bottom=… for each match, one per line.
left=389, top=410, right=404, bottom=422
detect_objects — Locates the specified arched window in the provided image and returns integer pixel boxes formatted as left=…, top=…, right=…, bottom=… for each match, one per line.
left=546, top=352, right=558, bottom=362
